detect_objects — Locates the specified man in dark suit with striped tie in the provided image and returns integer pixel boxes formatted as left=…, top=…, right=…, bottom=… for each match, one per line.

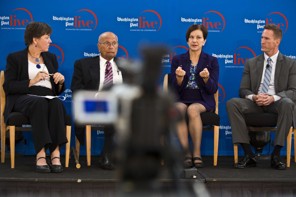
left=71, top=32, right=123, bottom=170
left=227, top=24, right=296, bottom=170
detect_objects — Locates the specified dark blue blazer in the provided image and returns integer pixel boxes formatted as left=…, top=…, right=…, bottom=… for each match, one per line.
left=170, top=51, right=219, bottom=110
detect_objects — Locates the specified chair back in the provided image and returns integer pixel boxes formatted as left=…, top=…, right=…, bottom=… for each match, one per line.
left=0, top=71, right=6, bottom=136
left=0, top=71, right=6, bottom=163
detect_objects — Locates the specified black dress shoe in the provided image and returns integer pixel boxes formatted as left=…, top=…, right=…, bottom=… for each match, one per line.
left=99, top=154, right=115, bottom=170
left=36, top=157, right=51, bottom=173
left=50, top=157, right=63, bottom=173
left=183, top=156, right=193, bottom=169
left=234, top=155, right=257, bottom=169
left=50, top=164, right=63, bottom=173
left=271, top=155, right=286, bottom=170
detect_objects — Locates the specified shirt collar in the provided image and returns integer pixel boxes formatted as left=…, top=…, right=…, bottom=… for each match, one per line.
left=100, top=55, right=114, bottom=65
left=264, top=51, right=279, bottom=64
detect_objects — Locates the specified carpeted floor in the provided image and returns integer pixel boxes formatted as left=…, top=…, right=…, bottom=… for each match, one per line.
left=1, top=154, right=296, bottom=196
left=1, top=154, right=296, bottom=182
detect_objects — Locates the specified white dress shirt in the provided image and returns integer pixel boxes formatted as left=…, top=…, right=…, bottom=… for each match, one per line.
left=98, top=56, right=123, bottom=91
left=247, top=51, right=280, bottom=102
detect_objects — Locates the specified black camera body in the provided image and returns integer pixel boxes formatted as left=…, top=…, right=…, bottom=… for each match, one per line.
left=73, top=45, right=187, bottom=194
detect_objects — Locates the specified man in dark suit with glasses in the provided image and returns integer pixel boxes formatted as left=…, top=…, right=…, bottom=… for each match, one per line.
left=71, top=31, right=124, bottom=170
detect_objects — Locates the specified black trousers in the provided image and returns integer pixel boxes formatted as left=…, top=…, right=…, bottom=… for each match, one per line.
left=75, top=125, right=115, bottom=154
left=13, top=87, right=67, bottom=153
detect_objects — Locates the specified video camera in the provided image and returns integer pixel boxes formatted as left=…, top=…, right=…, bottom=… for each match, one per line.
left=72, top=45, right=202, bottom=196
left=72, top=56, right=143, bottom=125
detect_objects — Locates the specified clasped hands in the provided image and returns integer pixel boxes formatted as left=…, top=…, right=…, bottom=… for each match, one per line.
left=253, top=93, right=274, bottom=106
left=33, top=71, right=65, bottom=85
left=175, top=66, right=209, bottom=79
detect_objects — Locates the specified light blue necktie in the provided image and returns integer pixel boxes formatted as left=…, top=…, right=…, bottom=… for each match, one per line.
left=260, top=57, right=272, bottom=93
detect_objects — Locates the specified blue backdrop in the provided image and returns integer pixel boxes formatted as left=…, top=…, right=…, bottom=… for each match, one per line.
left=0, top=0, right=295, bottom=156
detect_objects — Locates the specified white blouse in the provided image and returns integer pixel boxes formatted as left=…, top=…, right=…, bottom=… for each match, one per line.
left=28, top=61, right=52, bottom=89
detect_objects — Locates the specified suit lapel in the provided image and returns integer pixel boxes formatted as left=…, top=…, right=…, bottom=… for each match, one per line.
left=20, top=49, right=29, bottom=79
left=41, top=53, right=55, bottom=74
left=88, top=56, right=100, bottom=89
left=198, top=52, right=207, bottom=71
left=255, top=55, right=264, bottom=91
left=274, top=53, right=283, bottom=91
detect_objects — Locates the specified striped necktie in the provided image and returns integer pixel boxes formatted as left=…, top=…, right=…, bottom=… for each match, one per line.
left=103, top=61, right=113, bottom=87
left=259, top=57, right=272, bottom=93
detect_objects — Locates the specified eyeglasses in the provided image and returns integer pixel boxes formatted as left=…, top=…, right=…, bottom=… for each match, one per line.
left=99, top=42, right=118, bottom=47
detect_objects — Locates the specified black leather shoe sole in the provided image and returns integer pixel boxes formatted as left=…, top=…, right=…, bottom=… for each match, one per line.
left=98, top=155, right=115, bottom=170
left=99, top=163, right=115, bottom=170
left=36, top=165, right=51, bottom=173
left=235, top=162, right=256, bottom=169
left=234, top=155, right=257, bottom=169
left=183, top=156, right=193, bottom=169
left=50, top=164, right=64, bottom=173
left=271, top=161, right=286, bottom=170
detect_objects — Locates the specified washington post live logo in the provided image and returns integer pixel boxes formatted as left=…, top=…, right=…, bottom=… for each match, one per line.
left=50, top=44, right=65, bottom=66
left=117, top=45, right=129, bottom=59
left=163, top=45, right=188, bottom=66
left=266, top=12, right=288, bottom=33
left=83, top=44, right=129, bottom=59
left=52, top=8, right=98, bottom=31
left=161, top=45, right=188, bottom=68
left=244, top=11, right=288, bottom=33
left=233, top=46, right=256, bottom=65
left=0, top=8, right=33, bottom=30
left=180, top=10, right=226, bottom=32
left=117, top=10, right=162, bottom=32
left=203, top=10, right=226, bottom=32
left=213, top=46, right=256, bottom=68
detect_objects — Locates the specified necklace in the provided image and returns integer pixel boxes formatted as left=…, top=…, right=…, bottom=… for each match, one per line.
left=28, top=51, right=41, bottom=63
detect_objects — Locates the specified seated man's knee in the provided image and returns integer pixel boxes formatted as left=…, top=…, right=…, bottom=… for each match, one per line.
left=279, top=98, right=294, bottom=111
left=226, top=98, right=240, bottom=110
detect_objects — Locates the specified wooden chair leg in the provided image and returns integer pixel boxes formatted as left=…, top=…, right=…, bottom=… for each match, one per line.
left=294, top=128, right=296, bottom=163
left=234, top=144, right=238, bottom=164
left=286, top=127, right=292, bottom=167
left=213, top=126, right=219, bottom=166
left=1, top=123, right=6, bottom=163
left=75, top=137, right=80, bottom=160
left=65, top=125, right=71, bottom=168
left=86, top=125, right=91, bottom=166
left=9, top=126, right=15, bottom=169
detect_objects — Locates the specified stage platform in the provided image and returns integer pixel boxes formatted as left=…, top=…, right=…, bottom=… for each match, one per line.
left=0, top=154, right=296, bottom=197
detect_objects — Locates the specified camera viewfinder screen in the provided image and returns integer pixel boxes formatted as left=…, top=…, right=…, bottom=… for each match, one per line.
left=84, top=100, right=108, bottom=113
